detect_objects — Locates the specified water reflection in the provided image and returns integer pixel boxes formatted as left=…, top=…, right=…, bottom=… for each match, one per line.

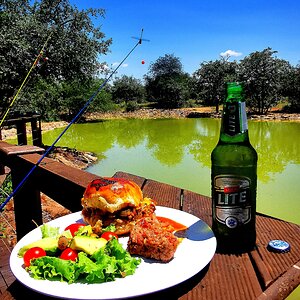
left=41, top=118, right=300, bottom=224
left=249, top=121, right=300, bottom=182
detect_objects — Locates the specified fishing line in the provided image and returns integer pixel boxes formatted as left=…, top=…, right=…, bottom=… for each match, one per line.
left=0, top=29, right=145, bottom=212
left=0, top=35, right=52, bottom=128
left=0, top=18, right=73, bottom=129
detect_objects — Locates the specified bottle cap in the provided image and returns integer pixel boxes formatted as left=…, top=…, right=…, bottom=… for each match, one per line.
left=267, top=240, right=290, bottom=253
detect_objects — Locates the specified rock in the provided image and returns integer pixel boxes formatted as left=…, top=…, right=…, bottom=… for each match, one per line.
left=46, top=146, right=98, bottom=170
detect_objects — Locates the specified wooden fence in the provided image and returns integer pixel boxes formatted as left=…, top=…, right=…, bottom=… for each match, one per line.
left=0, top=141, right=98, bottom=240
left=0, top=114, right=42, bottom=147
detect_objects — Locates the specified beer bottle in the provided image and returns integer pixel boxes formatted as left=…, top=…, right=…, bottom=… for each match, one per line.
left=211, top=82, right=257, bottom=253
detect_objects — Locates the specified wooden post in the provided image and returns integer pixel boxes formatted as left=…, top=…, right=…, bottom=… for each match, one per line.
left=10, top=156, right=43, bottom=241
left=0, top=130, right=4, bottom=174
left=16, top=119, right=27, bottom=146
left=31, top=116, right=42, bottom=147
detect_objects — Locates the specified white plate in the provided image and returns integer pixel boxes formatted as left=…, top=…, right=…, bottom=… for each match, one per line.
left=10, top=206, right=216, bottom=299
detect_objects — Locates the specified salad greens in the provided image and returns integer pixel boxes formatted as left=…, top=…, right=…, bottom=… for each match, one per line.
left=23, top=224, right=141, bottom=284
left=40, top=224, right=60, bottom=238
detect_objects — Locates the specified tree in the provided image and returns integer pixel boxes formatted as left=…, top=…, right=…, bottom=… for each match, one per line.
left=0, top=0, right=112, bottom=116
left=21, top=78, right=62, bottom=121
left=238, top=47, right=290, bottom=114
left=59, top=78, right=114, bottom=119
left=145, top=54, right=191, bottom=108
left=147, top=53, right=183, bottom=78
left=111, top=75, right=145, bottom=111
left=282, top=64, right=300, bottom=112
left=192, top=58, right=237, bottom=112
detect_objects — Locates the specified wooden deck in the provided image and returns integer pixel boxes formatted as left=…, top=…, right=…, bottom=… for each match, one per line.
left=1, top=171, right=300, bottom=299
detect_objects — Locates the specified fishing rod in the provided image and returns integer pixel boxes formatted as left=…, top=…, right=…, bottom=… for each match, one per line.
left=0, top=29, right=146, bottom=212
left=0, top=18, right=73, bottom=128
left=0, top=36, right=51, bottom=128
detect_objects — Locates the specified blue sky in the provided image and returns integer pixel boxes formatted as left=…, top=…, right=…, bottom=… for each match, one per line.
left=71, top=0, right=300, bottom=79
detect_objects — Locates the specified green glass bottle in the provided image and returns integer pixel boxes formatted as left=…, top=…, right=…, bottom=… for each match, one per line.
left=211, top=82, right=258, bottom=253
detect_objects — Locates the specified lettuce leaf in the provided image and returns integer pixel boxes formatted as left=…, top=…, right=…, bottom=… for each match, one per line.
left=27, top=238, right=141, bottom=284
left=40, top=224, right=60, bottom=238
left=29, top=256, right=77, bottom=283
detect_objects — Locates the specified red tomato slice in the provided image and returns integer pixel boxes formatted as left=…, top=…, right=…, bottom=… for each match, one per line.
left=23, top=247, right=46, bottom=267
left=60, top=248, right=78, bottom=261
left=101, top=231, right=118, bottom=241
left=64, top=223, right=85, bottom=236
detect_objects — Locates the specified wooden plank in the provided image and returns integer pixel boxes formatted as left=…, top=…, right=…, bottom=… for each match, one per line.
left=141, top=178, right=182, bottom=209
left=182, top=189, right=212, bottom=226
left=181, top=189, right=262, bottom=300
left=253, top=215, right=300, bottom=286
left=257, top=261, right=300, bottom=300
left=179, top=253, right=262, bottom=300
left=0, top=238, right=12, bottom=295
left=0, top=142, right=43, bottom=156
left=113, top=171, right=146, bottom=188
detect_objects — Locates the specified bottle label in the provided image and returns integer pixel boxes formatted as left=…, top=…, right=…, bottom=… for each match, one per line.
left=223, top=102, right=248, bottom=136
left=213, top=175, right=251, bottom=228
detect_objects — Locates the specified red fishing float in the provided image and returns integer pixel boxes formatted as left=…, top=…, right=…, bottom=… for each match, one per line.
left=141, top=60, right=145, bottom=64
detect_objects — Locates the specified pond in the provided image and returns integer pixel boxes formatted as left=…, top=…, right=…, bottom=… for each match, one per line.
left=41, top=118, right=300, bottom=225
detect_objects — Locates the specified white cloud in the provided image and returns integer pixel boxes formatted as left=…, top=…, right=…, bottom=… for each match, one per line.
left=111, top=62, right=129, bottom=68
left=220, top=50, right=242, bottom=58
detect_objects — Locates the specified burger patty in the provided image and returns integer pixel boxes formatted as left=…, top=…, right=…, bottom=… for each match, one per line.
left=127, top=216, right=179, bottom=262
left=81, top=200, right=156, bottom=235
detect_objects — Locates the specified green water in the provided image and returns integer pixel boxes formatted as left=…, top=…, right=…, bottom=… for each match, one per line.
left=40, top=118, right=300, bottom=225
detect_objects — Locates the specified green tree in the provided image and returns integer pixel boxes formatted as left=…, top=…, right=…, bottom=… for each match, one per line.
left=0, top=0, right=111, bottom=116
left=238, top=47, right=290, bottom=114
left=111, top=75, right=145, bottom=111
left=60, top=78, right=114, bottom=120
left=192, top=58, right=237, bottom=112
left=21, top=78, right=62, bottom=121
left=282, top=64, right=300, bottom=112
left=145, top=54, right=191, bottom=108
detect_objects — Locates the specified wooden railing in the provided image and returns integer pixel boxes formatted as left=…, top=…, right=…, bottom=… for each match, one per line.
left=0, top=114, right=42, bottom=147
left=0, top=141, right=98, bottom=241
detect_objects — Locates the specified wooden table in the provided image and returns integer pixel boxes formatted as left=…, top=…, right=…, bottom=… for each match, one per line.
left=1, top=171, right=300, bottom=299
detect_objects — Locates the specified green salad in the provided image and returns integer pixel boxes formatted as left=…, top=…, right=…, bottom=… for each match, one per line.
left=18, top=224, right=141, bottom=284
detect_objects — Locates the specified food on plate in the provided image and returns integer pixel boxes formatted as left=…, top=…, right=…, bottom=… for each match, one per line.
left=101, top=231, right=118, bottom=241
left=59, top=248, right=78, bottom=261
left=64, top=223, right=85, bottom=236
left=81, top=177, right=156, bottom=235
left=69, top=235, right=107, bottom=255
left=17, top=177, right=186, bottom=285
left=23, top=247, right=46, bottom=267
left=18, top=223, right=141, bottom=284
left=127, top=215, right=179, bottom=262
left=18, top=237, right=59, bottom=257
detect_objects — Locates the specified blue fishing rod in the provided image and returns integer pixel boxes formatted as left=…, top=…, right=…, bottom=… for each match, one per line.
left=0, top=29, right=146, bottom=212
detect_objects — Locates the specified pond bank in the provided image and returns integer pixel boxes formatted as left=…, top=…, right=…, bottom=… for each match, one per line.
left=84, top=107, right=300, bottom=122
left=1, top=107, right=299, bottom=140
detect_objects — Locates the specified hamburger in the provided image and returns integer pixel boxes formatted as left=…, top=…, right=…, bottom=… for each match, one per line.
left=81, top=177, right=156, bottom=235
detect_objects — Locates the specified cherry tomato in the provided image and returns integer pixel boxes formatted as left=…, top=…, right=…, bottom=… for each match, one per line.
left=101, top=231, right=118, bottom=240
left=64, top=223, right=85, bottom=236
left=60, top=248, right=78, bottom=261
left=23, top=247, right=46, bottom=267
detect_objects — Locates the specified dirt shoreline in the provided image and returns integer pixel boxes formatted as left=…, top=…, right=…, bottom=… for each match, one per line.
left=1, top=107, right=299, bottom=140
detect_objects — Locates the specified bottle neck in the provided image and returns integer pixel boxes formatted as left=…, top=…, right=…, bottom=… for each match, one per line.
left=219, top=100, right=250, bottom=144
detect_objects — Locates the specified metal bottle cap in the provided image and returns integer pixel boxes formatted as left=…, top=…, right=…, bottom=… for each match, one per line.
left=267, top=240, right=290, bottom=253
